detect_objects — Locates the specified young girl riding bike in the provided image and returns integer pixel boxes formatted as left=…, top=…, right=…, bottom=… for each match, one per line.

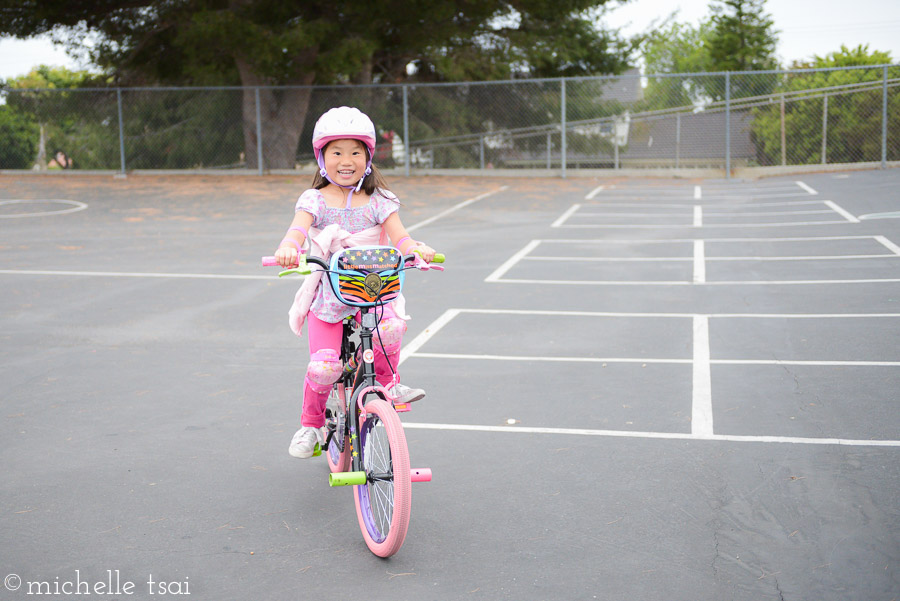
left=274, top=106, right=436, bottom=459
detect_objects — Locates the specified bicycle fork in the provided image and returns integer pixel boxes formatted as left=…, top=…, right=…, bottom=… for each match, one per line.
left=328, top=308, right=432, bottom=487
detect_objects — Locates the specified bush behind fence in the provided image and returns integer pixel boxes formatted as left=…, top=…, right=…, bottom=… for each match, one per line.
left=2, top=64, right=898, bottom=175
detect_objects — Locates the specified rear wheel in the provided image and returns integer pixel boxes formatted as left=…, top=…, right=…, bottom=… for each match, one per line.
left=325, top=383, right=351, bottom=473
left=353, top=397, right=411, bottom=557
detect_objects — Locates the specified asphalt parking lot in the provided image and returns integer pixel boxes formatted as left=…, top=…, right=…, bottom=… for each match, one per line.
left=1, top=170, right=898, bottom=600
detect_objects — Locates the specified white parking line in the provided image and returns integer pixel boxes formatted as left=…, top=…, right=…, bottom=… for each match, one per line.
left=527, top=254, right=898, bottom=262
left=539, top=235, right=884, bottom=243
left=565, top=197, right=866, bottom=229
left=876, top=235, right=900, bottom=255
left=550, top=204, right=581, bottom=228
left=860, top=211, right=900, bottom=220
left=403, top=422, right=900, bottom=447
left=487, top=235, right=900, bottom=286
left=484, top=239, right=541, bottom=282
left=694, top=185, right=702, bottom=200
left=492, top=277, right=900, bottom=285
left=398, top=308, right=460, bottom=366
left=584, top=185, right=605, bottom=199
left=433, top=309, right=900, bottom=319
left=581, top=201, right=699, bottom=208
left=559, top=220, right=852, bottom=229
left=823, top=200, right=860, bottom=223
left=795, top=181, right=818, bottom=195
left=703, top=210, right=833, bottom=217
left=697, top=192, right=817, bottom=200
left=411, top=353, right=900, bottom=367
left=412, top=352, right=691, bottom=364
left=406, top=186, right=508, bottom=232
left=693, top=240, right=706, bottom=283
left=0, top=269, right=275, bottom=280
left=692, top=316, right=713, bottom=436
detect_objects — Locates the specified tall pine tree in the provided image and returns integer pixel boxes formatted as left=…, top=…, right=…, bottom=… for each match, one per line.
left=708, top=0, right=778, bottom=72
left=707, top=0, right=779, bottom=99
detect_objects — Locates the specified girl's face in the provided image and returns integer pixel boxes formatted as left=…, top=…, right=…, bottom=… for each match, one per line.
left=322, top=139, right=368, bottom=186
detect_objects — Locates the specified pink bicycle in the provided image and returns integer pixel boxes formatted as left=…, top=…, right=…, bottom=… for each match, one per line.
left=263, top=245, right=443, bottom=557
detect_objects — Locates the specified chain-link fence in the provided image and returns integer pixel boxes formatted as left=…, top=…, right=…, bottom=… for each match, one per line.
left=2, top=64, right=898, bottom=176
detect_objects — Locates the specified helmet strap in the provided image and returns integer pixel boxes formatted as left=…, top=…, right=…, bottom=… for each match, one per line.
left=317, top=154, right=372, bottom=209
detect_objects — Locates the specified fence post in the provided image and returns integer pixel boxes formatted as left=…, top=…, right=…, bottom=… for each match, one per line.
left=254, top=88, right=264, bottom=175
left=116, top=88, right=126, bottom=174
left=725, top=72, right=731, bottom=179
left=882, top=65, right=888, bottom=169
left=546, top=131, right=552, bottom=169
left=675, top=113, right=681, bottom=169
left=780, top=93, right=786, bottom=166
left=821, top=94, right=828, bottom=165
left=403, top=85, right=410, bottom=177
left=560, top=78, right=567, bottom=179
left=614, top=130, right=619, bottom=170
left=479, top=135, right=485, bottom=170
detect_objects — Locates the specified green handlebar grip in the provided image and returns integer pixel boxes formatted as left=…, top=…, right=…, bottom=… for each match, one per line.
left=412, top=248, right=445, bottom=264
left=329, top=471, right=367, bottom=487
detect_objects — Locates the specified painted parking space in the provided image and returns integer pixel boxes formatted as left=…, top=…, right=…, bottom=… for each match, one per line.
left=484, top=235, right=900, bottom=285
left=401, top=308, right=900, bottom=444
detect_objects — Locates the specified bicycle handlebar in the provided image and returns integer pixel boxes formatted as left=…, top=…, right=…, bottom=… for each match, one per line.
left=261, top=250, right=445, bottom=275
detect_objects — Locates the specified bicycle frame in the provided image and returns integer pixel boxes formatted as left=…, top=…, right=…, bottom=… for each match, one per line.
left=289, top=251, right=435, bottom=486
left=329, top=307, right=385, bottom=482
left=262, top=246, right=439, bottom=556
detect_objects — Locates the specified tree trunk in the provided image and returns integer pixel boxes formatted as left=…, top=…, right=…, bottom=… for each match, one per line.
left=236, top=58, right=315, bottom=170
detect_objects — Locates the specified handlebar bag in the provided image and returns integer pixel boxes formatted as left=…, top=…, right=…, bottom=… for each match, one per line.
left=327, top=245, right=405, bottom=307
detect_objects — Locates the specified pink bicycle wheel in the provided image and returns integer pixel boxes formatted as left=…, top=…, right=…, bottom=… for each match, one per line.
left=353, top=397, right=411, bottom=557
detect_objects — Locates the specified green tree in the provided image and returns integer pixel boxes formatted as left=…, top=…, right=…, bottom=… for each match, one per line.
left=707, top=0, right=779, bottom=99
left=639, top=19, right=716, bottom=109
left=751, top=45, right=898, bottom=166
left=708, top=0, right=777, bottom=72
left=2, top=66, right=115, bottom=169
left=1, top=1, right=632, bottom=169
left=0, top=105, right=38, bottom=168
left=637, top=1, right=779, bottom=107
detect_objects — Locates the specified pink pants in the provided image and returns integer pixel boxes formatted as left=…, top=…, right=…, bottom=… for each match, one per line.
left=300, top=306, right=405, bottom=428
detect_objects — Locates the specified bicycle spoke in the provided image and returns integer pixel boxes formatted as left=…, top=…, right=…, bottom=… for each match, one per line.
left=363, top=417, right=396, bottom=537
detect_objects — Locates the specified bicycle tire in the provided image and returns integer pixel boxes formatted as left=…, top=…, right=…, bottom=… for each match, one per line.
left=325, top=383, right=351, bottom=473
left=353, top=397, right=411, bottom=557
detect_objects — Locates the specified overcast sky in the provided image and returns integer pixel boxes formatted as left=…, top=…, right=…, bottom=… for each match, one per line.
left=1, top=0, right=898, bottom=80
left=607, top=0, right=900, bottom=67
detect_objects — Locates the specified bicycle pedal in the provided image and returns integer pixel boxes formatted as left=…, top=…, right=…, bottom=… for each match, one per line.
left=312, top=443, right=322, bottom=457
left=393, top=403, right=411, bottom=413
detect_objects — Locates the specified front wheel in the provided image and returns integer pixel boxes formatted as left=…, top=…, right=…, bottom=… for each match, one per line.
left=353, top=397, right=411, bottom=557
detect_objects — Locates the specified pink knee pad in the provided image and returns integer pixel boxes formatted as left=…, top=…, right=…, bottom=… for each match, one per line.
left=305, top=349, right=341, bottom=394
left=376, top=316, right=407, bottom=355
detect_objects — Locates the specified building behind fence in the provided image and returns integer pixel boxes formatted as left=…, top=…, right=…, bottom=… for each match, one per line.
left=1, top=64, right=898, bottom=177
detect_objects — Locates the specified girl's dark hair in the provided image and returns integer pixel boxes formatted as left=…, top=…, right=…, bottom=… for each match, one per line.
left=312, top=141, right=391, bottom=197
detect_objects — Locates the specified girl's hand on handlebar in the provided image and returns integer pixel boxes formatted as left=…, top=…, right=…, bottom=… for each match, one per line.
left=412, top=243, right=436, bottom=263
left=275, top=246, right=298, bottom=268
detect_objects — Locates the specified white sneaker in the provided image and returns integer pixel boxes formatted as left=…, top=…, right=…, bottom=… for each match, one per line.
left=289, top=426, right=324, bottom=458
left=389, top=383, right=426, bottom=405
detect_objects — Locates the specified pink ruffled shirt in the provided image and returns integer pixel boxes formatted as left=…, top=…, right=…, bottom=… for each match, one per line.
left=287, top=188, right=406, bottom=336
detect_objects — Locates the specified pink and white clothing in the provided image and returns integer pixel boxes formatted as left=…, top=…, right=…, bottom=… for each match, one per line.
left=292, top=187, right=402, bottom=325
left=289, top=187, right=408, bottom=428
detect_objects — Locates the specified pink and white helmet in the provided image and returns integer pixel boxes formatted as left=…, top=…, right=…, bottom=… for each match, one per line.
left=312, top=106, right=377, bottom=162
